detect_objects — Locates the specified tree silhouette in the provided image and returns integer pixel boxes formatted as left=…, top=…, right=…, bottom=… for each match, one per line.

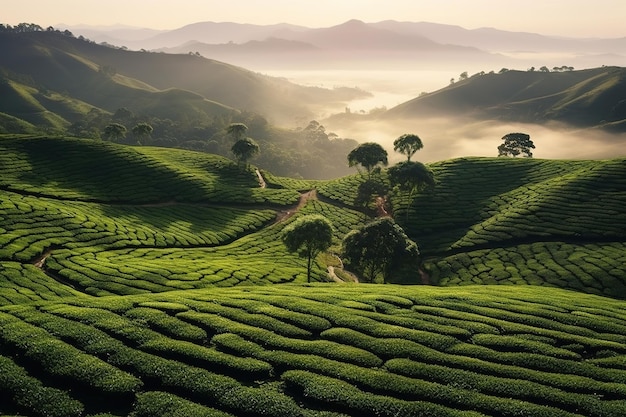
left=498, top=133, right=535, bottom=158
left=393, top=133, right=424, bottom=162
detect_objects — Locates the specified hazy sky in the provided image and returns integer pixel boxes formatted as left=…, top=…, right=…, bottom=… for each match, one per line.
left=4, top=0, right=626, bottom=38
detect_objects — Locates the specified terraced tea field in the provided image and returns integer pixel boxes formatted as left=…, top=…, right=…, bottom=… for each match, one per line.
left=318, top=157, right=626, bottom=297
left=1, top=285, right=626, bottom=416
left=1, top=136, right=625, bottom=415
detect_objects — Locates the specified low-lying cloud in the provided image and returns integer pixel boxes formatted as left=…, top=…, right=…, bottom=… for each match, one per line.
left=325, top=116, right=626, bottom=164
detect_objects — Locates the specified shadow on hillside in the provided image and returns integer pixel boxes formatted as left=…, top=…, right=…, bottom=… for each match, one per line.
left=405, top=157, right=546, bottom=253
left=18, top=137, right=257, bottom=199
left=14, top=137, right=267, bottom=232
left=17, top=137, right=214, bottom=202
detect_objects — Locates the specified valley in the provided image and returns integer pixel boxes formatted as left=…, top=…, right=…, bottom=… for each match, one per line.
left=1, top=16, right=625, bottom=417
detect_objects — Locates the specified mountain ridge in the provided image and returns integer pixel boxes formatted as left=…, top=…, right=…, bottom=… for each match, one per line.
left=384, top=66, right=626, bottom=131
left=60, top=19, right=626, bottom=70
left=0, top=28, right=367, bottom=126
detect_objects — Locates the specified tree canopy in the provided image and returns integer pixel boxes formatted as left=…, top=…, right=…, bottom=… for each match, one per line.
left=393, top=134, right=424, bottom=162
left=388, top=160, right=435, bottom=222
left=227, top=123, right=248, bottom=142
left=347, top=142, right=388, bottom=178
left=498, top=133, right=535, bottom=158
left=282, top=214, right=334, bottom=283
left=102, top=123, right=126, bottom=142
left=388, top=161, right=435, bottom=194
left=231, top=137, right=260, bottom=167
left=131, top=123, right=153, bottom=145
left=341, top=217, right=419, bottom=283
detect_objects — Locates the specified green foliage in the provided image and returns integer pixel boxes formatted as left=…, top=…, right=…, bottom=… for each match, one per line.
left=131, top=122, right=153, bottom=145
left=0, top=132, right=625, bottom=416
left=282, top=214, right=334, bottom=282
left=0, top=136, right=298, bottom=204
left=388, top=160, right=435, bottom=193
left=0, top=30, right=369, bottom=178
left=131, top=391, right=235, bottom=417
left=0, top=313, right=142, bottom=394
left=342, top=217, right=419, bottom=283
left=0, top=285, right=625, bottom=415
left=393, top=133, right=424, bottom=162
left=430, top=242, right=626, bottom=299
left=386, top=67, right=626, bottom=130
left=347, top=142, right=388, bottom=177
left=103, top=123, right=126, bottom=141
left=0, top=354, right=84, bottom=417
left=226, top=122, right=248, bottom=141
left=230, top=136, right=260, bottom=166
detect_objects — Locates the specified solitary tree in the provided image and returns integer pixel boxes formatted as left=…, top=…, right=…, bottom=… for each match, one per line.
left=102, top=123, right=127, bottom=142
left=347, top=142, right=388, bottom=178
left=132, top=123, right=153, bottom=145
left=341, top=217, right=419, bottom=283
left=226, top=123, right=248, bottom=142
left=498, top=133, right=535, bottom=158
left=282, top=214, right=334, bottom=283
left=393, top=133, right=424, bottom=162
left=231, top=137, right=260, bottom=167
left=388, top=161, right=435, bottom=222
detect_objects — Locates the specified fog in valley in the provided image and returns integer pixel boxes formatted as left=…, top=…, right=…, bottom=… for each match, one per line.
left=8, top=18, right=625, bottom=167
left=325, top=114, right=626, bottom=164
left=260, top=66, right=626, bottom=164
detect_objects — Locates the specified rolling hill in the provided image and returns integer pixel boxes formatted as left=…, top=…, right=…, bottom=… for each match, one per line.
left=0, top=28, right=367, bottom=127
left=384, top=66, right=626, bottom=131
left=1, top=135, right=625, bottom=416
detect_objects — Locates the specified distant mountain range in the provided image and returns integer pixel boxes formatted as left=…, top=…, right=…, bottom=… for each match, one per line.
left=1, top=26, right=625, bottom=135
left=60, top=20, right=626, bottom=70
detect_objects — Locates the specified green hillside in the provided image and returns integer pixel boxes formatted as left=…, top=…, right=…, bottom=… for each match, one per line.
left=319, top=156, right=626, bottom=298
left=0, top=28, right=365, bottom=179
left=1, top=285, right=625, bottom=417
left=1, top=136, right=625, bottom=416
left=385, top=67, right=626, bottom=131
left=0, top=28, right=366, bottom=127
left=0, top=31, right=236, bottom=131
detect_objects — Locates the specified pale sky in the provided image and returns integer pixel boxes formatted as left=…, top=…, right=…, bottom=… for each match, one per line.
left=3, top=0, right=626, bottom=38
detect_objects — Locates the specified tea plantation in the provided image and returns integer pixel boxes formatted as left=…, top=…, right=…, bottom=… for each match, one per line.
left=1, top=135, right=625, bottom=416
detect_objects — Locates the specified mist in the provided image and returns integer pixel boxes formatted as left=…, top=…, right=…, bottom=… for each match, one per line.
left=260, top=67, right=626, bottom=164
left=325, top=116, right=626, bottom=164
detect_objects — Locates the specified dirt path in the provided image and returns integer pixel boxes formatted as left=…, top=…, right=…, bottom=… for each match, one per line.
left=255, top=169, right=267, bottom=188
left=31, top=247, right=56, bottom=268
left=375, top=196, right=390, bottom=217
left=327, top=254, right=359, bottom=283
left=274, top=189, right=317, bottom=224
left=327, top=266, right=360, bottom=283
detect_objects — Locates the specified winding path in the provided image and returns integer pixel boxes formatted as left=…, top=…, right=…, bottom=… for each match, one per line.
left=273, top=189, right=317, bottom=224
